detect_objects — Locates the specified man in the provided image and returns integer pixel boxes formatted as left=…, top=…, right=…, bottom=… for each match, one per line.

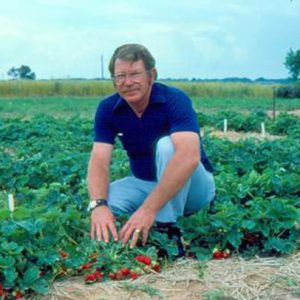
left=88, top=43, right=215, bottom=253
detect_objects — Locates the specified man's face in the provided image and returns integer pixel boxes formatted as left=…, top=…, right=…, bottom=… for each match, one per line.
left=113, top=59, right=155, bottom=106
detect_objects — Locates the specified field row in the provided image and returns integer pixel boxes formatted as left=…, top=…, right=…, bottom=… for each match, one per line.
left=0, top=108, right=299, bottom=298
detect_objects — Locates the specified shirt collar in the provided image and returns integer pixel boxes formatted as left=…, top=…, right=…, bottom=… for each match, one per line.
left=113, top=82, right=166, bottom=112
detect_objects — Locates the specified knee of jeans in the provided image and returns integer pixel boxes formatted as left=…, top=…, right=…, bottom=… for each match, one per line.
left=156, top=136, right=175, bottom=158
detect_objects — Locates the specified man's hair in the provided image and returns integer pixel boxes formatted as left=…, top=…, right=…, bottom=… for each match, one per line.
left=108, top=43, right=156, bottom=77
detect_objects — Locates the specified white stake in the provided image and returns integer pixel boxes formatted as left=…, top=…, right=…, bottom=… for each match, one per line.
left=261, top=122, right=266, bottom=138
left=8, top=194, right=15, bottom=212
left=224, top=119, right=228, bottom=133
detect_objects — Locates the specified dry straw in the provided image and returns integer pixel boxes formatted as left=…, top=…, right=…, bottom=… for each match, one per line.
left=42, top=252, right=300, bottom=300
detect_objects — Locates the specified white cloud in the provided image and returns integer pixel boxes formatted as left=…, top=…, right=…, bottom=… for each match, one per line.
left=1, top=0, right=300, bottom=79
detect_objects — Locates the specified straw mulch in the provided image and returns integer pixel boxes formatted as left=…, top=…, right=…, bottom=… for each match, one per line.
left=40, top=252, right=300, bottom=300
left=207, top=130, right=282, bottom=142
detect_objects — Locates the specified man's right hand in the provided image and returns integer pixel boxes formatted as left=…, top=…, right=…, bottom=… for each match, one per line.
left=90, top=206, right=119, bottom=242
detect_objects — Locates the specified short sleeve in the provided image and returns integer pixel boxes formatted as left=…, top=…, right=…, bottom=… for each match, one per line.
left=168, top=91, right=200, bottom=134
left=93, top=101, right=116, bottom=144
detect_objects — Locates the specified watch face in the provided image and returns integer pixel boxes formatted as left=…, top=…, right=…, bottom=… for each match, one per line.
left=88, top=199, right=107, bottom=211
left=89, top=201, right=97, bottom=209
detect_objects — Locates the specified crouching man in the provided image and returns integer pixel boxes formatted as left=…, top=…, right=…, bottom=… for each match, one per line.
left=87, top=43, right=215, bottom=255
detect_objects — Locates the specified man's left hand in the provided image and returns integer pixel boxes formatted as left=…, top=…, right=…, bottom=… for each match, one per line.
left=120, top=207, right=156, bottom=248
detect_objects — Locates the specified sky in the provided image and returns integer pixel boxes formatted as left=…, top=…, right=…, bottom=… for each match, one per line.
left=0, top=0, right=300, bottom=80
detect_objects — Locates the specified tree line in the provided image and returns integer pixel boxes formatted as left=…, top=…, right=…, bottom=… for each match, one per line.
left=6, top=48, right=300, bottom=81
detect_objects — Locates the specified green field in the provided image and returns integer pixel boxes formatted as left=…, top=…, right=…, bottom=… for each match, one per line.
left=0, top=95, right=299, bottom=120
left=1, top=80, right=299, bottom=119
left=0, top=82, right=300, bottom=299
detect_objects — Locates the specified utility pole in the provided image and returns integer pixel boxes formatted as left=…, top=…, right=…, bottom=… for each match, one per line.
left=101, top=55, right=104, bottom=80
left=272, top=86, right=276, bottom=121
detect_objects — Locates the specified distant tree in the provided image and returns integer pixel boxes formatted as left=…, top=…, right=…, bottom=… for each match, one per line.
left=284, top=48, right=300, bottom=81
left=7, top=65, right=36, bottom=80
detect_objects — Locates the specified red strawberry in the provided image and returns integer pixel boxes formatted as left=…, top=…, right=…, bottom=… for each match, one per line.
left=85, top=273, right=96, bottom=284
left=13, top=290, right=23, bottom=299
left=94, top=270, right=103, bottom=281
left=143, top=257, right=151, bottom=265
left=115, top=271, right=124, bottom=280
left=130, top=271, right=138, bottom=280
left=120, top=268, right=130, bottom=276
left=135, top=255, right=151, bottom=265
left=0, top=288, right=5, bottom=297
left=135, top=255, right=145, bottom=263
left=59, top=251, right=69, bottom=259
left=213, top=251, right=224, bottom=259
left=80, top=262, right=92, bottom=270
left=152, top=264, right=161, bottom=272
left=108, top=272, right=116, bottom=280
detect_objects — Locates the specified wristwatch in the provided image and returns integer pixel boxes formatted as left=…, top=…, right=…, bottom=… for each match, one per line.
left=88, top=199, right=108, bottom=212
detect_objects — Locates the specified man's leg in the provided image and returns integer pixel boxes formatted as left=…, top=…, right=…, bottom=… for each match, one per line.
left=107, top=176, right=156, bottom=217
left=155, top=136, right=215, bottom=223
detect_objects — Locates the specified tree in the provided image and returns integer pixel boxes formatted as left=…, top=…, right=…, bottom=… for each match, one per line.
left=284, top=48, right=300, bottom=81
left=7, top=65, right=36, bottom=80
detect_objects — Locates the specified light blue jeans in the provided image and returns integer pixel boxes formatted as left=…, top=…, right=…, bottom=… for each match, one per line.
left=108, top=136, right=215, bottom=223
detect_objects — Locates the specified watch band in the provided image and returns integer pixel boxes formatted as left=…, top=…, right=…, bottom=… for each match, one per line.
left=88, top=199, right=108, bottom=212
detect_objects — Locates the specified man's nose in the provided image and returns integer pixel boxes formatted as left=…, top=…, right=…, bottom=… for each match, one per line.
left=123, top=74, right=134, bottom=84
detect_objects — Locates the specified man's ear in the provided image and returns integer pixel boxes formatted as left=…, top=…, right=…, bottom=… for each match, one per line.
left=150, top=68, right=157, bottom=81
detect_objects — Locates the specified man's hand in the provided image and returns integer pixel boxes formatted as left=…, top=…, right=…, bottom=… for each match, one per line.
left=90, top=206, right=118, bottom=242
left=120, top=207, right=156, bottom=248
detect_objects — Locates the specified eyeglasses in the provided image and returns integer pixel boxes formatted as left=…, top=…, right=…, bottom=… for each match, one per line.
left=112, top=71, right=149, bottom=85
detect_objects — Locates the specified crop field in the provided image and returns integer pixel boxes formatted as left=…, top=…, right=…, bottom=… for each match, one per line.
left=0, top=81, right=300, bottom=299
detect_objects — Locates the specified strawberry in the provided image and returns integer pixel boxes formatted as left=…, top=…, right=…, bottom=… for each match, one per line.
left=143, top=256, right=151, bottom=265
left=94, top=270, right=103, bottom=281
left=59, top=250, right=69, bottom=259
left=115, top=271, right=124, bottom=280
left=0, top=288, right=5, bottom=297
left=85, top=273, right=96, bottom=284
left=120, top=268, right=130, bottom=276
left=130, top=271, right=138, bottom=280
left=135, top=255, right=145, bottom=263
left=13, top=290, right=23, bottom=299
left=108, top=272, right=116, bottom=280
left=152, top=264, right=161, bottom=272
left=213, top=251, right=224, bottom=259
left=80, top=262, right=93, bottom=270
left=135, top=255, right=151, bottom=265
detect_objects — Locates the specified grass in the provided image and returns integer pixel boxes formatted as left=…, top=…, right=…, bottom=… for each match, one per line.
left=0, top=96, right=100, bottom=119
left=193, top=96, right=300, bottom=112
left=0, top=95, right=299, bottom=119
left=0, top=80, right=299, bottom=119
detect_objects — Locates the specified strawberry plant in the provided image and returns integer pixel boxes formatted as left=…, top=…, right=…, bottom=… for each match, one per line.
left=0, top=113, right=299, bottom=298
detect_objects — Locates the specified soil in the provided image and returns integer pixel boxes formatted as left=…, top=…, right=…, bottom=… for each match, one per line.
left=205, top=129, right=282, bottom=142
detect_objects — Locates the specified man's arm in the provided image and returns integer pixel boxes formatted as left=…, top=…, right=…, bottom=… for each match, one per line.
left=87, top=142, right=118, bottom=242
left=120, top=131, right=200, bottom=247
left=143, top=131, right=200, bottom=212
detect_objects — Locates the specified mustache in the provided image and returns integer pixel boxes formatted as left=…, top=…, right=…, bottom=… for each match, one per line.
left=122, top=87, right=139, bottom=92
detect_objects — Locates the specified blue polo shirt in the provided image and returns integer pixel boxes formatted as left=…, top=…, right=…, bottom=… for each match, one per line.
left=94, top=82, right=213, bottom=181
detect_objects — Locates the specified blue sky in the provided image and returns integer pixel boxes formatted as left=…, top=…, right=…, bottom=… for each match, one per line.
left=1, top=0, right=299, bottom=80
